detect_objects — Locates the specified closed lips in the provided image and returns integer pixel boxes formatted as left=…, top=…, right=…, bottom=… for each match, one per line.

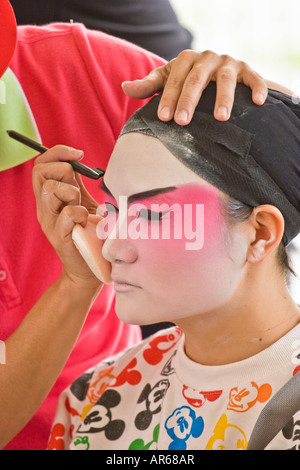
left=111, top=277, right=140, bottom=287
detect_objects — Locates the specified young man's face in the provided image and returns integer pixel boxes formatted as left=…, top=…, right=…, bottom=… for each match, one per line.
left=99, top=133, right=246, bottom=326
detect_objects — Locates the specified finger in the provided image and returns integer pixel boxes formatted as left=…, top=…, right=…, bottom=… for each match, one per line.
left=74, top=173, right=99, bottom=214
left=38, top=180, right=81, bottom=232
left=238, top=66, right=268, bottom=105
left=34, top=145, right=84, bottom=166
left=157, top=53, right=195, bottom=122
left=56, top=204, right=89, bottom=241
left=214, top=58, right=269, bottom=120
left=32, top=161, right=79, bottom=200
left=211, top=56, right=240, bottom=121
left=172, top=64, right=212, bottom=125
left=42, top=179, right=81, bottom=207
left=49, top=205, right=90, bottom=265
left=122, top=65, right=168, bottom=99
left=170, top=51, right=223, bottom=125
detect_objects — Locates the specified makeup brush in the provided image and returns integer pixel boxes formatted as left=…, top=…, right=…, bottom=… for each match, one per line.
left=7, top=130, right=105, bottom=180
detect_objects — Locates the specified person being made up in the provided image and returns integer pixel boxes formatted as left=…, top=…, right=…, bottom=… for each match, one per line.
left=46, top=82, right=300, bottom=450
left=0, top=1, right=273, bottom=450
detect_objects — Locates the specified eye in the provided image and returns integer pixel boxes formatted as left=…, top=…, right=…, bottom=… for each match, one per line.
left=104, top=202, right=118, bottom=214
left=137, top=208, right=170, bottom=221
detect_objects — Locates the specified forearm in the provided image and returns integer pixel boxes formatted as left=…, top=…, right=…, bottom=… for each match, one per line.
left=266, top=79, right=296, bottom=96
left=0, top=273, right=101, bottom=449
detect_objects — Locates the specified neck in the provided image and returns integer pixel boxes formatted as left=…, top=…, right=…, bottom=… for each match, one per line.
left=177, top=264, right=300, bottom=366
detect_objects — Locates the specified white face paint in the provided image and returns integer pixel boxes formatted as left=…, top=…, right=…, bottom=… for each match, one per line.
left=99, top=133, right=248, bottom=326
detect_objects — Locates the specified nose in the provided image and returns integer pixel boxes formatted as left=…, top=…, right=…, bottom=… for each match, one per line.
left=101, top=214, right=138, bottom=265
left=102, top=237, right=138, bottom=264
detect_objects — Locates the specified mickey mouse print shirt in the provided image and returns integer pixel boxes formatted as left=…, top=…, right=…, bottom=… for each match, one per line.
left=48, top=324, right=300, bottom=450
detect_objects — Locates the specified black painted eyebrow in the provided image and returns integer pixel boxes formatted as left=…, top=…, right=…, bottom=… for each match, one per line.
left=128, top=186, right=177, bottom=204
left=99, top=178, right=177, bottom=204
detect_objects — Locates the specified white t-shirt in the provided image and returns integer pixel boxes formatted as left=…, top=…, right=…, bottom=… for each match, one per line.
left=47, top=324, right=300, bottom=450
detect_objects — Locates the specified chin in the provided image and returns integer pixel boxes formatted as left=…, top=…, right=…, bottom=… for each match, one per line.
left=114, top=299, right=170, bottom=327
left=115, top=301, right=142, bottom=325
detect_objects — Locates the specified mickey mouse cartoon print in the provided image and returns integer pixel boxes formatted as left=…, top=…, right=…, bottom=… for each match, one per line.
left=165, top=406, right=204, bottom=450
left=74, top=389, right=125, bottom=440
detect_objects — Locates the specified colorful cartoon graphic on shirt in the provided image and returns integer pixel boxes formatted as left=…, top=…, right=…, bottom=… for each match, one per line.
left=65, top=396, right=81, bottom=418
left=165, top=406, right=204, bottom=450
left=135, top=379, right=170, bottom=430
left=72, top=435, right=90, bottom=450
left=86, top=366, right=115, bottom=404
left=85, top=359, right=141, bottom=405
left=143, top=327, right=182, bottom=365
left=182, top=385, right=223, bottom=408
left=205, top=414, right=247, bottom=450
left=113, top=357, right=142, bottom=387
left=77, top=389, right=125, bottom=440
left=129, top=424, right=160, bottom=450
left=70, top=371, right=94, bottom=401
left=70, top=358, right=142, bottom=419
left=160, top=350, right=177, bottom=376
left=291, top=339, right=300, bottom=376
left=227, top=382, right=272, bottom=412
left=281, top=415, right=300, bottom=450
left=47, top=423, right=66, bottom=450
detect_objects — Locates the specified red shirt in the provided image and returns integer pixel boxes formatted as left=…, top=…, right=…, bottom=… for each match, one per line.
left=1, top=23, right=164, bottom=449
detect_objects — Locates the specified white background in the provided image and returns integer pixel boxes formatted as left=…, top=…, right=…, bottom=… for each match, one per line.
left=171, top=0, right=300, bottom=95
left=171, top=0, right=300, bottom=299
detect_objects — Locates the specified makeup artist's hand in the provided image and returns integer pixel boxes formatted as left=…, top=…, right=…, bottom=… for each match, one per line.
left=122, top=49, right=268, bottom=125
left=32, top=145, right=102, bottom=288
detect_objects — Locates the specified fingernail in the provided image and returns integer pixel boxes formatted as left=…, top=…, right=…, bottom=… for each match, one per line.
left=176, top=110, right=189, bottom=124
left=255, top=93, right=265, bottom=105
left=122, top=79, right=142, bottom=86
left=69, top=148, right=84, bottom=160
left=217, top=106, right=228, bottom=119
left=159, top=106, right=171, bottom=120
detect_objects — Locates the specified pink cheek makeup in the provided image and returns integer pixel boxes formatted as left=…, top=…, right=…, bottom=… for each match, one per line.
left=133, top=182, right=225, bottom=253
left=129, top=183, right=227, bottom=301
left=96, top=182, right=226, bottom=263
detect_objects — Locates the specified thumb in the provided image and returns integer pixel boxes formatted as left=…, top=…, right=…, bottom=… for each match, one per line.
left=122, top=65, right=168, bottom=99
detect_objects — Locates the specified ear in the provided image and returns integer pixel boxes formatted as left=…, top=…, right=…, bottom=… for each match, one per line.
left=246, top=205, right=284, bottom=264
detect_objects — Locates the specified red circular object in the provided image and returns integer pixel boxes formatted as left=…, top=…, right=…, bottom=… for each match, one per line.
left=0, top=0, right=17, bottom=78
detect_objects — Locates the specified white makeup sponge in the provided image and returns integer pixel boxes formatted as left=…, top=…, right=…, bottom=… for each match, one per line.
left=72, top=214, right=112, bottom=284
